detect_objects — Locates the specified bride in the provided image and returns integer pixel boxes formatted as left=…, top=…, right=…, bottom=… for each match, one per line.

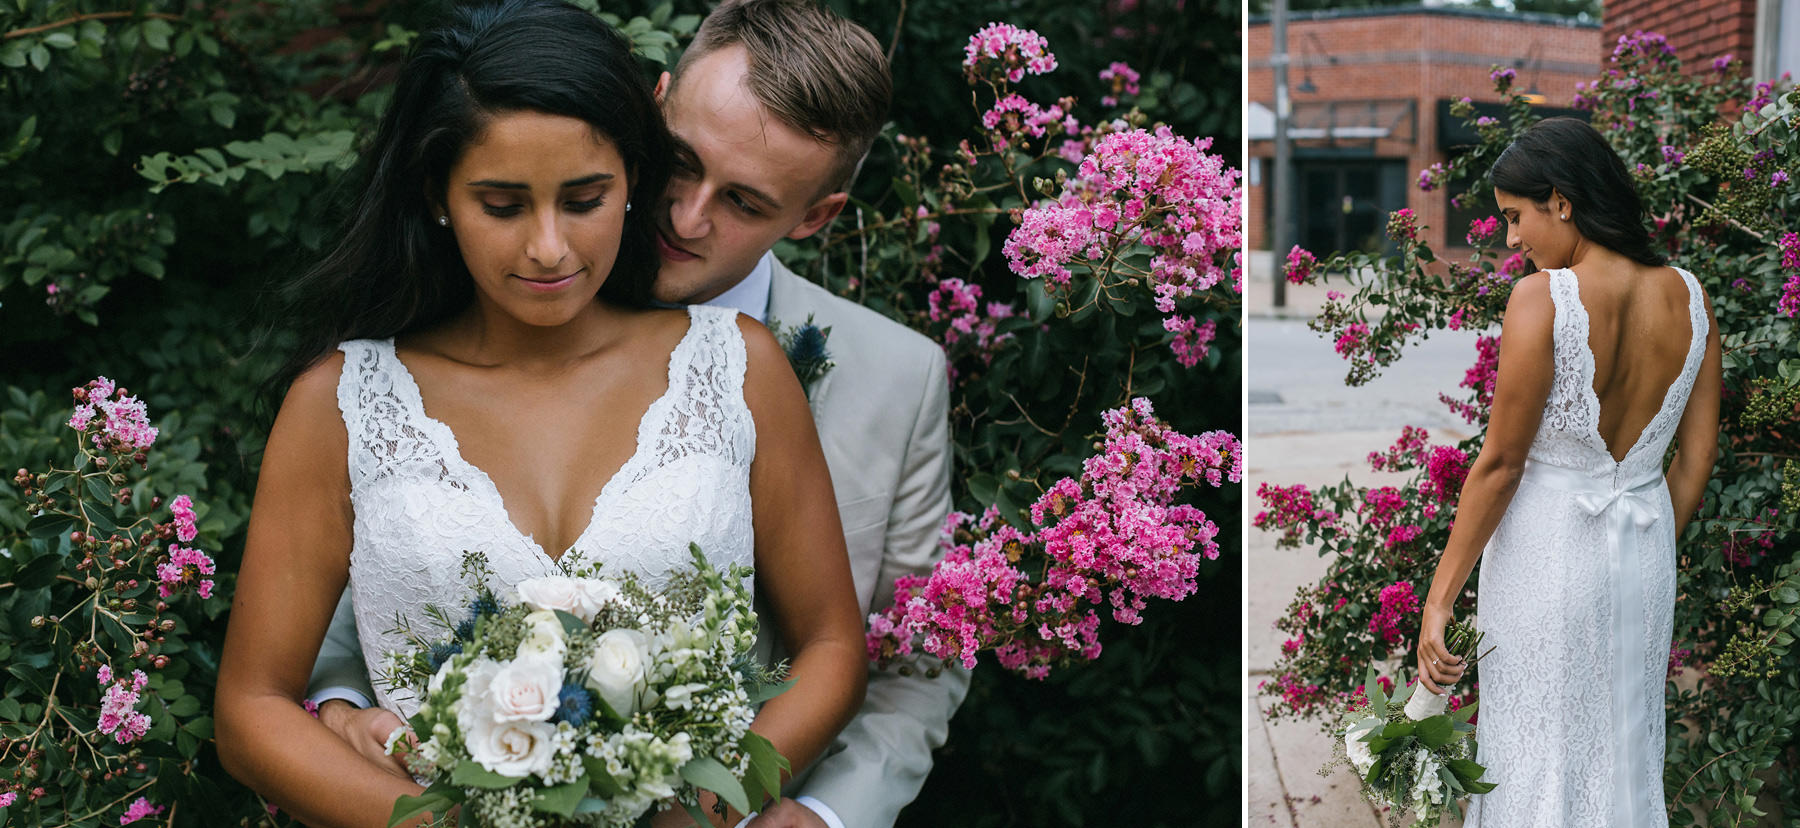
left=1415, top=117, right=1721, bottom=827
left=213, top=2, right=865, bottom=826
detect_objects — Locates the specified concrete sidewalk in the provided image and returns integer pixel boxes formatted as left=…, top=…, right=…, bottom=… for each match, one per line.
left=1245, top=250, right=1479, bottom=827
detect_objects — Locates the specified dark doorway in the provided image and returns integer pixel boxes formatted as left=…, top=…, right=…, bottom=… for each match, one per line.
left=1296, top=159, right=1409, bottom=256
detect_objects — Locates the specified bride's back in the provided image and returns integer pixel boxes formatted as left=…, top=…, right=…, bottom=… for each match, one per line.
left=1570, top=261, right=1693, bottom=462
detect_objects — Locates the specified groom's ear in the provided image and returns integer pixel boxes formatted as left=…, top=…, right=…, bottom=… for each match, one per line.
left=654, top=71, right=671, bottom=104
left=785, top=192, right=848, bottom=241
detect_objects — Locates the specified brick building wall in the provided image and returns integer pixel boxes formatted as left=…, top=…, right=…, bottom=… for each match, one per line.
left=1603, top=0, right=1757, bottom=69
left=1247, top=7, right=1601, bottom=253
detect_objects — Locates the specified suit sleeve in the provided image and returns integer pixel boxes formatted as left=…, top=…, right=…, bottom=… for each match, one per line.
left=795, top=345, right=970, bottom=828
left=305, top=586, right=376, bottom=705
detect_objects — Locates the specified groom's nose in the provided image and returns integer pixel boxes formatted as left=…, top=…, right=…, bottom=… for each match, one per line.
left=665, top=176, right=711, bottom=241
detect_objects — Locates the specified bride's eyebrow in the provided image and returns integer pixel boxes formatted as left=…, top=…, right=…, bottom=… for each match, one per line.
left=464, top=172, right=616, bottom=190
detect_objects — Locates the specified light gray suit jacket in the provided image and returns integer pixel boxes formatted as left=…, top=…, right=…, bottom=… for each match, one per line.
left=309, top=257, right=967, bottom=827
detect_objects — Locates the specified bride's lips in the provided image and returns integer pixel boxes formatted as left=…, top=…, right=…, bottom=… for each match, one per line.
left=513, top=269, right=581, bottom=293
left=656, top=230, right=699, bottom=263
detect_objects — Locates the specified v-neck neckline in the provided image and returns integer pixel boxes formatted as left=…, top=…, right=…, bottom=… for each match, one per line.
left=381, top=307, right=699, bottom=564
left=1556, top=267, right=1703, bottom=470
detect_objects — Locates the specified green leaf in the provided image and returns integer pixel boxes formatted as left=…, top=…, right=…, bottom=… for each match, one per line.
left=580, top=755, right=625, bottom=798
left=388, top=781, right=460, bottom=828
left=554, top=609, right=587, bottom=637
left=740, top=728, right=788, bottom=804
left=679, top=756, right=750, bottom=814
left=25, top=511, right=76, bottom=540
left=102, top=129, right=123, bottom=157
left=28, top=44, right=49, bottom=71
left=42, top=31, right=76, bottom=50
left=451, top=759, right=524, bottom=789
left=531, top=776, right=588, bottom=817
left=1379, top=720, right=1416, bottom=740
left=1414, top=715, right=1455, bottom=750
left=745, top=675, right=794, bottom=705
left=142, top=19, right=174, bottom=51
left=210, top=105, right=235, bottom=129
left=1446, top=758, right=1487, bottom=782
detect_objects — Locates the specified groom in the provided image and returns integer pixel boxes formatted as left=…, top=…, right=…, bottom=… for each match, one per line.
left=306, top=1, right=968, bottom=825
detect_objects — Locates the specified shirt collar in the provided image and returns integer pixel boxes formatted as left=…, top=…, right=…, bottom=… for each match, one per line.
left=700, top=252, right=773, bottom=323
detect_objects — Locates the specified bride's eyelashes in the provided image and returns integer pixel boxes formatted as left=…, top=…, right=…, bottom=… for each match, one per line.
left=477, top=196, right=607, bottom=218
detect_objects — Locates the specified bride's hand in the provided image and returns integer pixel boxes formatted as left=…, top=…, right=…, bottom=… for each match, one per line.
left=1416, top=602, right=1466, bottom=695
left=647, top=791, right=739, bottom=828
left=316, top=699, right=412, bottom=779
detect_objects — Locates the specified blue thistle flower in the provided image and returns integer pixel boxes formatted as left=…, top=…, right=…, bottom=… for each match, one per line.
left=552, top=684, right=593, bottom=727
left=456, top=595, right=501, bottom=640
left=426, top=641, right=463, bottom=672
left=787, top=324, right=828, bottom=365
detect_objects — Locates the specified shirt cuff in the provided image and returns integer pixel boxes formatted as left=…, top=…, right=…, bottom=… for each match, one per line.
left=308, top=686, right=372, bottom=709
left=795, top=796, right=846, bottom=828
left=731, top=796, right=845, bottom=828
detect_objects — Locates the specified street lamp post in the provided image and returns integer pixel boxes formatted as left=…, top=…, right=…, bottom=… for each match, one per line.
left=1271, top=0, right=1293, bottom=309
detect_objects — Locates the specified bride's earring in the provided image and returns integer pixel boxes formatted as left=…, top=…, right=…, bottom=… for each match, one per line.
left=437, top=215, right=449, bottom=227
left=625, top=201, right=633, bottom=212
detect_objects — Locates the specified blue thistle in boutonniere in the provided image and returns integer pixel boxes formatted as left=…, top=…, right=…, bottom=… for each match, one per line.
left=770, top=315, right=834, bottom=399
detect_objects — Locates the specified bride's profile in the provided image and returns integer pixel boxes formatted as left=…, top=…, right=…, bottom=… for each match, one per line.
left=213, top=2, right=865, bottom=825
left=1415, top=117, right=1722, bottom=827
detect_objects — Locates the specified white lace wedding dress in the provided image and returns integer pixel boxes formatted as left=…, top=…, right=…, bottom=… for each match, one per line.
left=1466, top=267, right=1706, bottom=827
left=332, top=304, right=756, bottom=719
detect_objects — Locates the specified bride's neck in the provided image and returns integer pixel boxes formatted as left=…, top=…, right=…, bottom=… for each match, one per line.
left=436, top=297, right=626, bottom=372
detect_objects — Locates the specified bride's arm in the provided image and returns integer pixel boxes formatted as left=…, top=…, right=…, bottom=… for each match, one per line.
left=1417, top=273, right=1555, bottom=693
left=215, top=354, right=436, bottom=827
left=735, top=316, right=868, bottom=778
left=1665, top=289, right=1721, bottom=538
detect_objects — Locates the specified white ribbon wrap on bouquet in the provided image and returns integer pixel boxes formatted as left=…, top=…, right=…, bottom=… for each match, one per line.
left=1519, top=458, right=1662, bottom=828
left=1402, top=683, right=1449, bottom=721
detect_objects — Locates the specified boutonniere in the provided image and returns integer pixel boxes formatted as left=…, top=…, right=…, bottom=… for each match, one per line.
left=770, top=314, right=834, bottom=399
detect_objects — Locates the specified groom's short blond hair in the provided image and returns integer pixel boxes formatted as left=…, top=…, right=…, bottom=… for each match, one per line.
left=672, top=0, right=891, bottom=196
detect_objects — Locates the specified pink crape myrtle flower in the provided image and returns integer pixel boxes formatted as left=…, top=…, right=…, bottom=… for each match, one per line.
left=868, top=399, right=1241, bottom=679
left=120, top=796, right=165, bottom=824
left=926, top=277, right=1015, bottom=360
left=0, top=791, right=14, bottom=808
left=1386, top=208, right=1419, bottom=243
left=1466, top=216, right=1501, bottom=246
left=67, top=377, right=159, bottom=453
left=1098, top=61, right=1140, bottom=107
left=96, top=666, right=152, bottom=745
left=1778, top=232, right=1800, bottom=318
left=1284, top=246, right=1317, bottom=284
left=1163, top=315, right=1216, bottom=368
left=156, top=544, right=216, bottom=599
left=1369, top=581, right=1421, bottom=646
left=169, top=493, right=198, bottom=542
left=963, top=22, right=1057, bottom=84
left=1004, top=127, right=1242, bottom=315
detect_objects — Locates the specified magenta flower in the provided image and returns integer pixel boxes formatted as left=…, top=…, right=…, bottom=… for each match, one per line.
left=156, top=544, right=216, bottom=599
left=67, top=377, right=159, bottom=453
left=1466, top=216, right=1500, bottom=247
left=1163, top=315, right=1216, bottom=368
left=1489, top=66, right=1516, bottom=92
left=96, top=666, right=152, bottom=745
left=1386, top=208, right=1418, bottom=243
left=1713, top=54, right=1733, bottom=72
left=170, top=493, right=198, bottom=542
left=1368, top=581, right=1421, bottom=646
left=1098, top=60, right=1140, bottom=107
left=1284, top=245, right=1317, bottom=284
left=0, top=791, right=14, bottom=808
left=1780, top=232, right=1800, bottom=318
left=963, top=22, right=1057, bottom=84
left=1416, top=162, right=1445, bottom=192
left=1773, top=170, right=1790, bottom=187
left=120, top=796, right=165, bottom=825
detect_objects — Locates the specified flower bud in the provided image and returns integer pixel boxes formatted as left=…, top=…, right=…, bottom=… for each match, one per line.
left=71, top=531, right=85, bottom=544
left=94, top=456, right=108, bottom=469
left=159, top=619, right=175, bottom=632
left=85, top=577, right=99, bottom=590
left=30, top=616, right=45, bottom=628
left=152, top=655, right=169, bottom=669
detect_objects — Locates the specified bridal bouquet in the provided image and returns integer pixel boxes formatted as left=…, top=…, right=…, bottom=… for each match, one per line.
left=1327, top=620, right=1494, bottom=827
left=380, top=545, right=790, bottom=828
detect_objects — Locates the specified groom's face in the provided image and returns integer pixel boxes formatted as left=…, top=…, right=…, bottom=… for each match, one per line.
left=651, top=46, right=849, bottom=305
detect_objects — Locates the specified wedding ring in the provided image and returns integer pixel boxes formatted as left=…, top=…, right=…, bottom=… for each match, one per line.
left=1431, top=657, right=1439, bottom=665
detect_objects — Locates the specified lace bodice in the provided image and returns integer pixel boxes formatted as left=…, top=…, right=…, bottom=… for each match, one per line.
left=334, top=304, right=755, bottom=717
left=1527, top=267, right=1708, bottom=480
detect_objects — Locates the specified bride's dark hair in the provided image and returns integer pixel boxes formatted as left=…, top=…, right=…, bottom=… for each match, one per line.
left=1491, top=117, right=1665, bottom=267
left=268, top=0, right=672, bottom=394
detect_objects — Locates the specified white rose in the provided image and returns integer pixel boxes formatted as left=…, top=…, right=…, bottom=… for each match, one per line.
left=586, top=629, right=649, bottom=716
left=517, top=609, right=568, bottom=659
left=577, top=578, right=621, bottom=612
left=1403, top=683, right=1450, bottom=721
left=454, top=658, right=502, bottom=733
left=489, top=654, right=563, bottom=722
left=466, top=716, right=557, bottom=778
left=516, top=576, right=600, bottom=622
left=1343, top=728, right=1376, bottom=773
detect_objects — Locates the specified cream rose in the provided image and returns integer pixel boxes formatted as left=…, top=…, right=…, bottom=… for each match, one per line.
left=489, top=654, right=563, bottom=722
left=1344, top=728, right=1376, bottom=774
left=516, top=609, right=568, bottom=659
left=466, top=716, right=557, bottom=778
left=516, top=575, right=601, bottom=622
left=585, top=628, right=650, bottom=716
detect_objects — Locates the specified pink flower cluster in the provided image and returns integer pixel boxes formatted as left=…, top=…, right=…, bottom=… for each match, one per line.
left=1386, top=208, right=1419, bottom=243
left=1262, top=671, right=1329, bottom=715
left=1440, top=335, right=1500, bottom=424
left=156, top=544, right=215, bottom=599
left=1360, top=486, right=1407, bottom=533
left=96, top=665, right=152, bottom=745
left=1778, top=232, right=1800, bottom=318
left=1284, top=245, right=1316, bottom=284
left=120, top=796, right=165, bottom=824
left=1253, top=482, right=1339, bottom=546
left=1163, top=315, right=1216, bottom=368
left=1367, top=424, right=1430, bottom=472
left=169, top=493, right=197, bottom=542
left=1421, top=445, right=1471, bottom=511
left=1333, top=322, right=1370, bottom=357
left=1668, top=644, right=1694, bottom=677
left=1098, top=61, right=1140, bottom=107
left=0, top=792, right=13, bottom=808
left=1489, top=66, right=1516, bottom=92
left=1003, top=127, right=1243, bottom=313
left=1368, top=581, right=1420, bottom=647
left=1466, top=216, right=1501, bottom=247
left=1416, top=162, right=1446, bottom=192
left=963, top=22, right=1057, bottom=84
left=1611, top=30, right=1676, bottom=68
left=980, top=93, right=1078, bottom=150
left=867, top=399, right=1241, bottom=679
left=67, top=377, right=159, bottom=454
left=926, top=276, right=1015, bottom=360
